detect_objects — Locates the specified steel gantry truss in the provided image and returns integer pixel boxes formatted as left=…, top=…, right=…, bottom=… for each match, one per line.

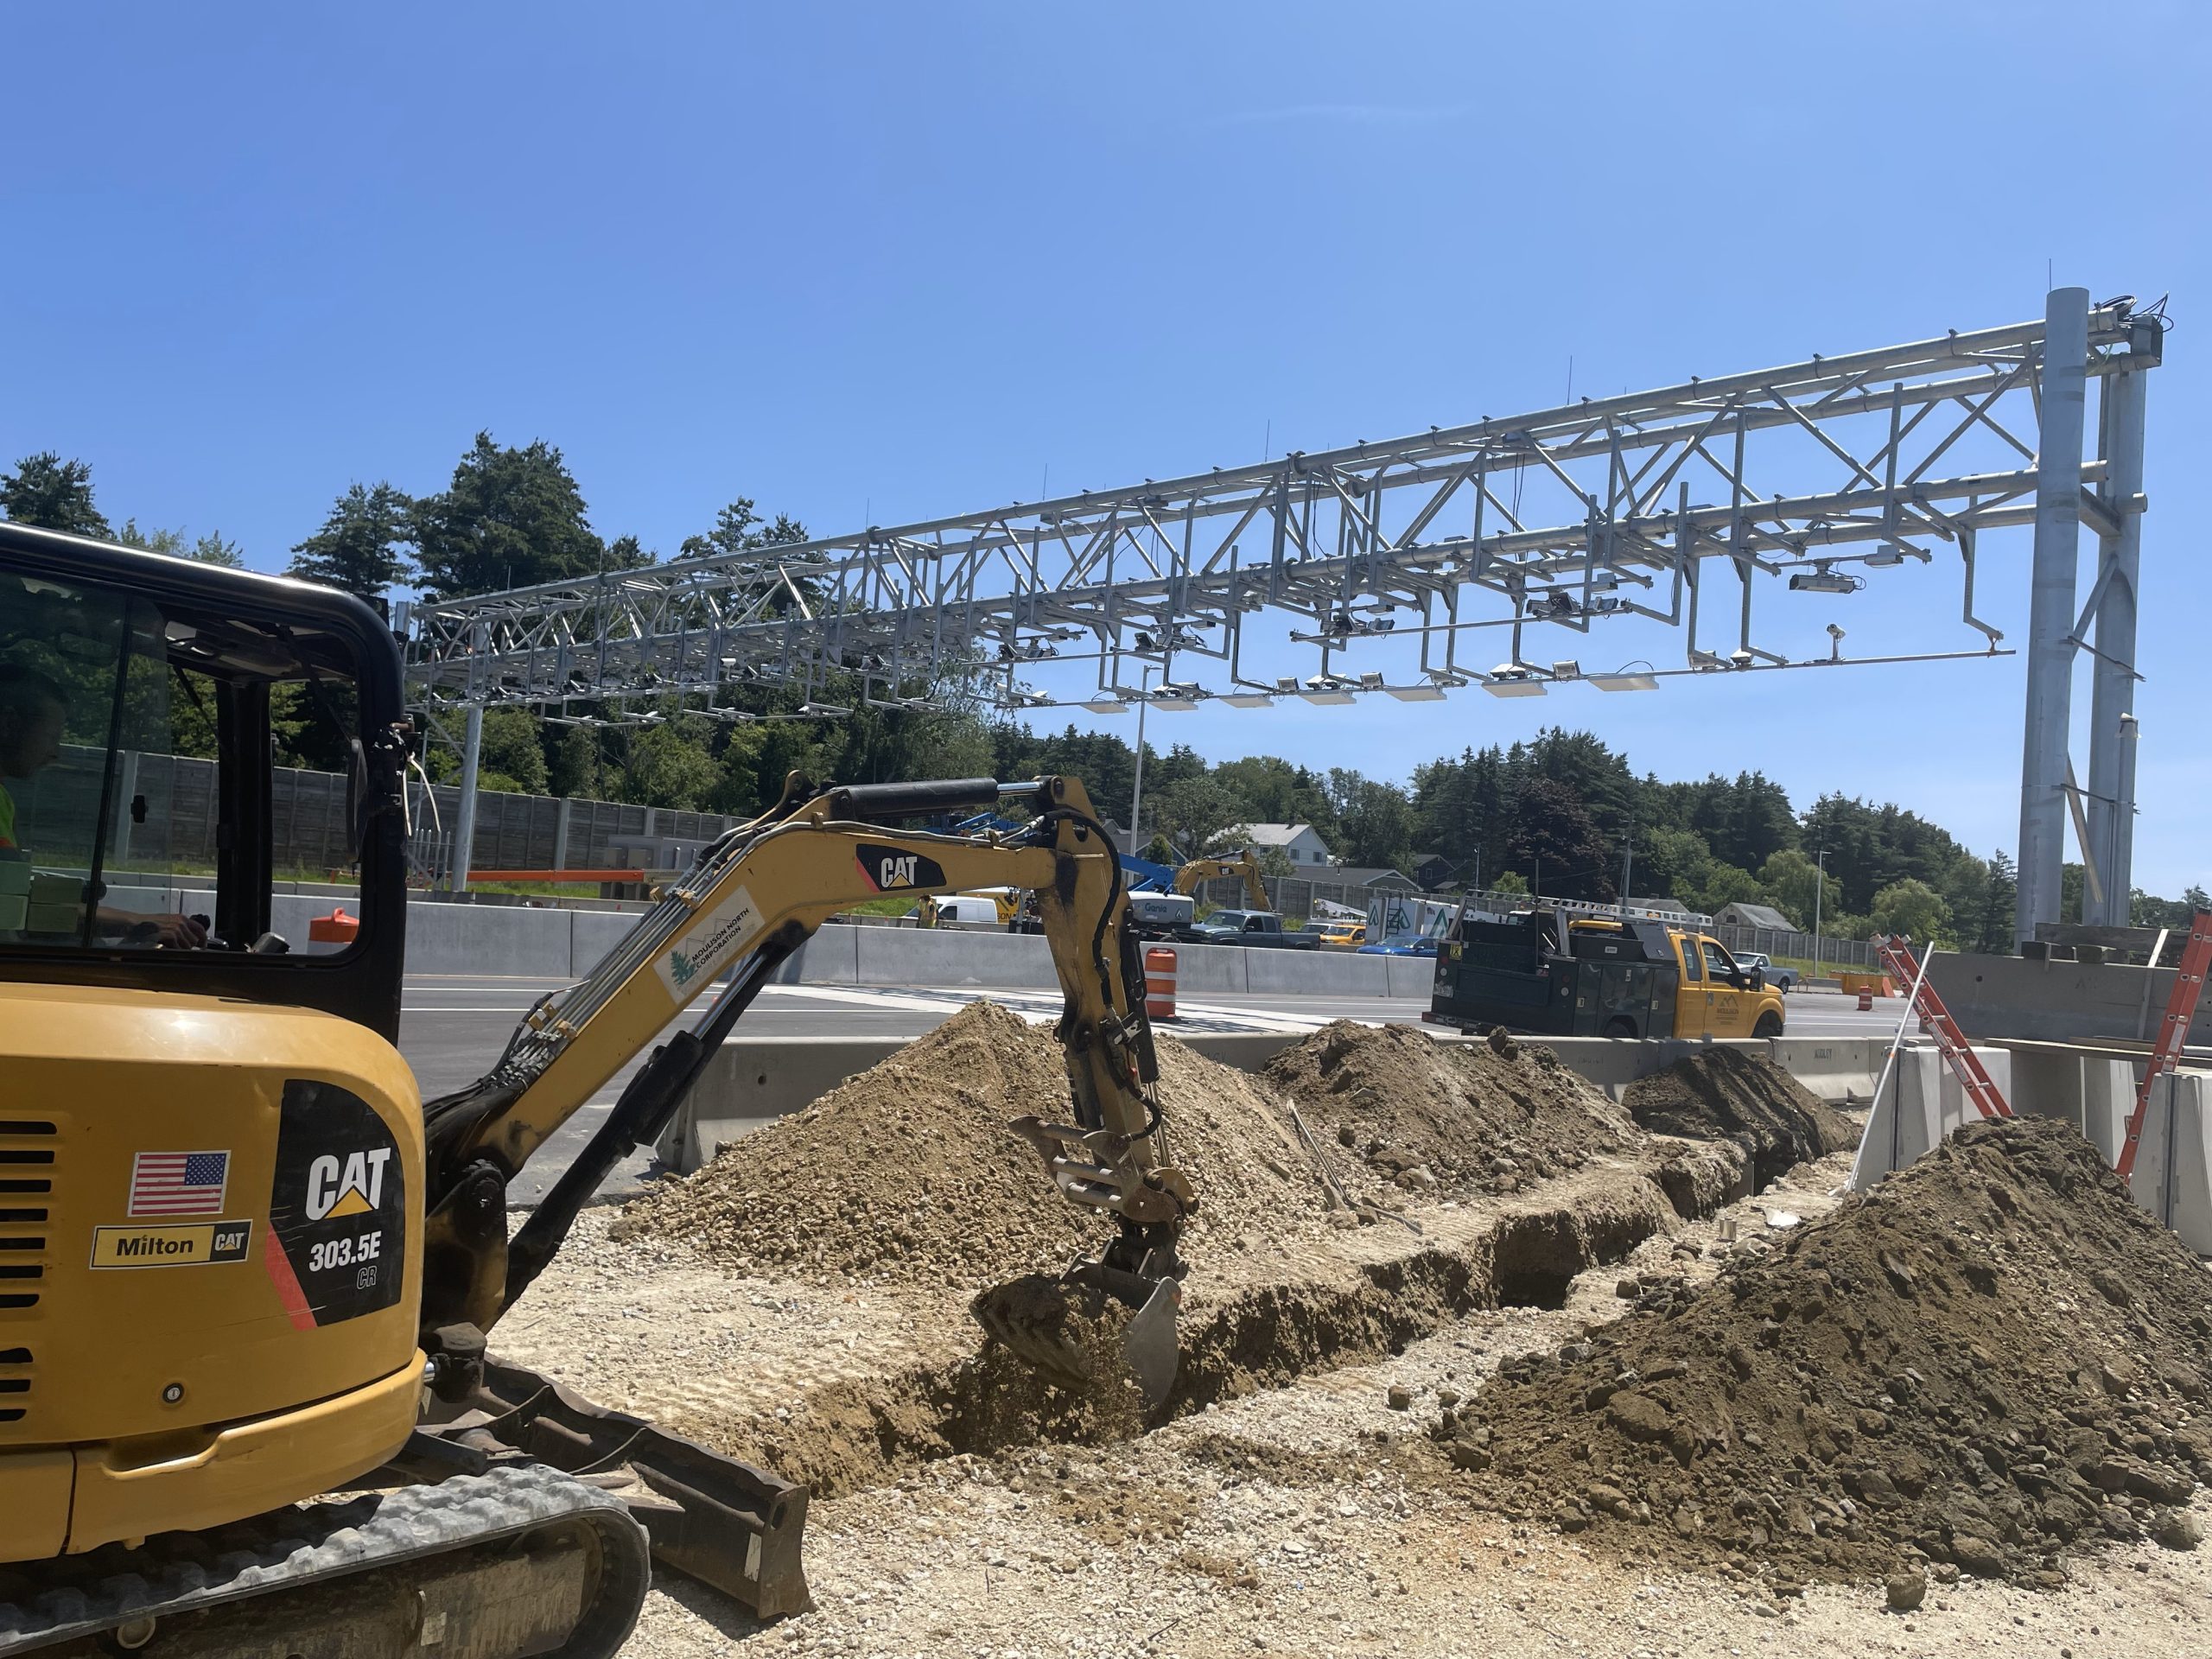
left=404, top=294, right=2163, bottom=930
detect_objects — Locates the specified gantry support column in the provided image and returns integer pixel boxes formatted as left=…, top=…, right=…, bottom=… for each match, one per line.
left=2016, top=288, right=2090, bottom=945
left=2083, top=362, right=2147, bottom=926
left=450, top=702, right=484, bottom=893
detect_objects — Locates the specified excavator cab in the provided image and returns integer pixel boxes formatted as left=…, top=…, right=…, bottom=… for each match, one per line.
left=0, top=529, right=433, bottom=1563
left=0, top=525, right=411, bottom=1030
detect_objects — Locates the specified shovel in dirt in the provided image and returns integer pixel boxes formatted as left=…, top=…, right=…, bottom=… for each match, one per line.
left=971, top=1255, right=1183, bottom=1410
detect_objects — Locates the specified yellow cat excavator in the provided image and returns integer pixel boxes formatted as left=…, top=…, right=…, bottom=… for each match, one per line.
left=0, top=524, right=1191, bottom=1655
left=1173, top=849, right=1269, bottom=911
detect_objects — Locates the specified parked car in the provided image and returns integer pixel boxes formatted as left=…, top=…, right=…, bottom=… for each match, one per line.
left=1734, top=950, right=1797, bottom=993
left=1316, top=919, right=1367, bottom=948
left=1357, top=932, right=1438, bottom=957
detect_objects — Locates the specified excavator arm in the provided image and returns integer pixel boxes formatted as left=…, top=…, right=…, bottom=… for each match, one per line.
left=1174, top=847, right=1270, bottom=910
left=416, top=773, right=1192, bottom=1402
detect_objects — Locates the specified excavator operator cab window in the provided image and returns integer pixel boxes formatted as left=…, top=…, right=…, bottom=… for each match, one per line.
left=0, top=562, right=380, bottom=973
left=0, top=572, right=203, bottom=950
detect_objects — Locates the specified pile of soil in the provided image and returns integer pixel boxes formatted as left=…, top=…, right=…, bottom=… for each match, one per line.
left=1261, top=1021, right=1635, bottom=1204
left=1624, top=1047, right=1855, bottom=1187
left=1434, top=1116, right=2212, bottom=1585
left=618, top=1001, right=1330, bottom=1287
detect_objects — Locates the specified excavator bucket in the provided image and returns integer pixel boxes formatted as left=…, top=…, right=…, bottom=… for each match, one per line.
left=971, top=1261, right=1182, bottom=1410
left=429, top=1359, right=813, bottom=1618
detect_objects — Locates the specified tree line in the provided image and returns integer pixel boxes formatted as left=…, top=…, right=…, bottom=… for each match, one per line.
left=4, top=443, right=2202, bottom=950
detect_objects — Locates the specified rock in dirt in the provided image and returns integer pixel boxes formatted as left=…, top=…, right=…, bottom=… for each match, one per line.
left=1436, top=1116, right=2212, bottom=1586
left=616, top=1001, right=1332, bottom=1288
left=1261, top=1020, right=1633, bottom=1203
left=2157, top=1511, right=2202, bottom=1551
left=1624, top=1046, right=1854, bottom=1188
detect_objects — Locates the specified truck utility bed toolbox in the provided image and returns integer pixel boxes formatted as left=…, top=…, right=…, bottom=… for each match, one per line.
left=1427, top=912, right=1680, bottom=1038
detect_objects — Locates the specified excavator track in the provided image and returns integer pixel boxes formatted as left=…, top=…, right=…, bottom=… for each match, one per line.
left=0, top=1462, right=651, bottom=1659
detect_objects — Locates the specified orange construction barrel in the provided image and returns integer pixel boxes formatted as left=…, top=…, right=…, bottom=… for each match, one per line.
left=1857, top=987, right=1873, bottom=1012
left=1144, top=946, right=1178, bottom=1021
left=308, top=906, right=359, bottom=944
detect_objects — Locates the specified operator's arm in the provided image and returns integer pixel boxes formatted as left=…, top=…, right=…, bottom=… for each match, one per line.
left=99, top=906, right=207, bottom=947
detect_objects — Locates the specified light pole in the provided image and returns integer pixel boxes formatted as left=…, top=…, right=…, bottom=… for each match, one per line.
left=1812, top=847, right=1828, bottom=983
left=1127, top=664, right=1158, bottom=853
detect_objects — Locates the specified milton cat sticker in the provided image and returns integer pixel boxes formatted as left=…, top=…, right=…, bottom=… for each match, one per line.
left=267, top=1081, right=406, bottom=1327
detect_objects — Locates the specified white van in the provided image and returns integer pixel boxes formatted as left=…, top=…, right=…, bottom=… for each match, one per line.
left=918, top=893, right=1004, bottom=930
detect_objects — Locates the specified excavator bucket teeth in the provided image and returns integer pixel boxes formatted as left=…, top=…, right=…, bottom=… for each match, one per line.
left=971, top=1264, right=1182, bottom=1410
left=436, top=1359, right=813, bottom=1618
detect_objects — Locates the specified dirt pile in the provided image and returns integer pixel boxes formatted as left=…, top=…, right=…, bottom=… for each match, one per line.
left=1624, top=1047, right=1855, bottom=1187
left=1435, top=1116, right=2212, bottom=1585
left=617, top=1001, right=1331, bottom=1288
left=1261, top=1020, right=1635, bottom=1205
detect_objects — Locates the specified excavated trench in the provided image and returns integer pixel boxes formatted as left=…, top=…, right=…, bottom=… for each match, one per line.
left=677, top=1147, right=1744, bottom=1500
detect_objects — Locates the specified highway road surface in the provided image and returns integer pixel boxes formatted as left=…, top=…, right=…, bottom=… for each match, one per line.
left=400, top=977, right=1901, bottom=1204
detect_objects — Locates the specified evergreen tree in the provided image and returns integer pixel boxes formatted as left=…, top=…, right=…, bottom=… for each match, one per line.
left=677, top=498, right=809, bottom=561
left=112, top=519, right=188, bottom=556
left=1503, top=777, right=1613, bottom=901
left=190, top=531, right=245, bottom=568
left=289, top=482, right=414, bottom=598
left=411, top=433, right=607, bottom=598
left=0, top=453, right=110, bottom=537
left=1977, top=850, right=2018, bottom=953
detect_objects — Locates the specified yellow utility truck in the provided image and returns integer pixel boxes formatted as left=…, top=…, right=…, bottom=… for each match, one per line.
left=1425, top=906, right=1785, bottom=1039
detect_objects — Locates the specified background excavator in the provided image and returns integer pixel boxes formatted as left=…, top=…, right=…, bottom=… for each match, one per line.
left=1172, top=849, right=1269, bottom=910
left=0, top=524, right=1192, bottom=1656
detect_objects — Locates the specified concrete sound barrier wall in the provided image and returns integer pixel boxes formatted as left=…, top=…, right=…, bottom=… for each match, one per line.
left=1385, top=957, right=1439, bottom=999
left=750, top=925, right=1401, bottom=1000
left=2126, top=1069, right=2212, bottom=1255
left=2082, top=1059, right=2140, bottom=1167
left=853, top=926, right=1060, bottom=989
left=1849, top=1043, right=2014, bottom=1189
left=403, top=902, right=575, bottom=976
left=1765, top=1037, right=1884, bottom=1104
left=1167, top=944, right=1250, bottom=996
left=1926, top=950, right=2212, bottom=1048
left=1243, top=948, right=1392, bottom=998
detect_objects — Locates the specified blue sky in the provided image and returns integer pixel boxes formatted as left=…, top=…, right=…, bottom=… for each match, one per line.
left=3, top=2, right=2205, bottom=893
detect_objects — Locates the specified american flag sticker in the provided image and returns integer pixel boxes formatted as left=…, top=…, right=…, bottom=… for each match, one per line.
left=130, top=1150, right=231, bottom=1217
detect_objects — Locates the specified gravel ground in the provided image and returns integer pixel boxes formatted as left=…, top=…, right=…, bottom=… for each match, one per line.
left=512, top=1147, right=2212, bottom=1657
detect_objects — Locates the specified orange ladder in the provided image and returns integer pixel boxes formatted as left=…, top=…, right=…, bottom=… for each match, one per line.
left=1873, top=936, right=2012, bottom=1119
left=2115, top=910, right=2212, bottom=1179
